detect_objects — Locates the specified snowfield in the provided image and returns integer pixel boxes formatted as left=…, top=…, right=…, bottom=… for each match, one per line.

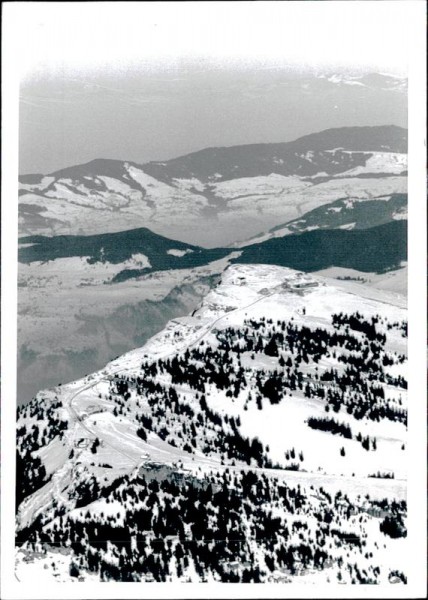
left=313, top=265, right=408, bottom=297
left=337, top=153, right=407, bottom=177
left=211, top=174, right=312, bottom=199
left=166, top=248, right=194, bottom=257
left=19, top=254, right=151, bottom=288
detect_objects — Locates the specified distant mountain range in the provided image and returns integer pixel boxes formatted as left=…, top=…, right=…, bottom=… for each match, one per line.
left=19, top=125, right=407, bottom=247
left=140, top=125, right=407, bottom=183
left=316, top=72, right=407, bottom=94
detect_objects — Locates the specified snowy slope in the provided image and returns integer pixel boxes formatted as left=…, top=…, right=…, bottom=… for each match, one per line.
left=16, top=264, right=408, bottom=583
left=313, top=265, right=408, bottom=296
left=336, top=152, right=406, bottom=176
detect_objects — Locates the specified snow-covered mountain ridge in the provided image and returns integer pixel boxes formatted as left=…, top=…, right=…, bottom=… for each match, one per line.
left=16, top=265, right=408, bottom=583
left=19, top=126, right=407, bottom=247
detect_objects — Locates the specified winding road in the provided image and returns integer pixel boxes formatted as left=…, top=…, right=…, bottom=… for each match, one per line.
left=63, top=282, right=405, bottom=499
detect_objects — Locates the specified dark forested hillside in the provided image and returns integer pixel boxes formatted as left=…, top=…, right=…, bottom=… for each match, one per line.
left=19, top=220, right=407, bottom=281
left=235, top=220, right=407, bottom=273
left=263, top=194, right=407, bottom=237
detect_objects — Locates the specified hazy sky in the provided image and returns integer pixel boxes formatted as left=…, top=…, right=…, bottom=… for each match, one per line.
left=11, top=1, right=414, bottom=174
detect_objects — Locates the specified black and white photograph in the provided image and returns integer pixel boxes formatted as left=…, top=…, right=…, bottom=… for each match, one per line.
left=1, top=1, right=426, bottom=597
